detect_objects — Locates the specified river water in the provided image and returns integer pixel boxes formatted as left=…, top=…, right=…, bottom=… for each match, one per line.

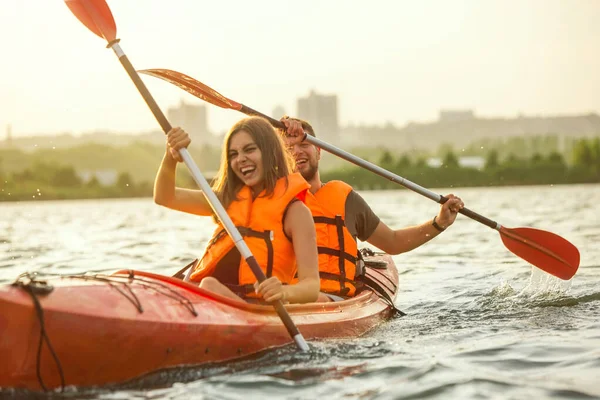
left=1, top=184, right=599, bottom=399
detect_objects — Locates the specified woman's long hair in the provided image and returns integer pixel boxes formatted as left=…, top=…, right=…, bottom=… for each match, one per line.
left=211, top=116, right=295, bottom=211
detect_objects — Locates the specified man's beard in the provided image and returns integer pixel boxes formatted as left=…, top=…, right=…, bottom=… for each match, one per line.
left=299, top=160, right=318, bottom=182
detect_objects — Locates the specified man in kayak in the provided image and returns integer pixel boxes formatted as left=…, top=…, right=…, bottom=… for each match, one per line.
left=154, top=116, right=320, bottom=304
left=279, top=117, right=464, bottom=302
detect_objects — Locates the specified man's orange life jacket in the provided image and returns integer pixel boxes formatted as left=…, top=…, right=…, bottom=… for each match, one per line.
left=303, top=181, right=360, bottom=297
left=189, top=173, right=310, bottom=292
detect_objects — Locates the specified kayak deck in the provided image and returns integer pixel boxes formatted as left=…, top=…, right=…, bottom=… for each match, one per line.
left=0, top=253, right=398, bottom=391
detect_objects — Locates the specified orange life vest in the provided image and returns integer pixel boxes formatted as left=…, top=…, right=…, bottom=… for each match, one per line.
left=189, top=173, right=310, bottom=292
left=303, top=181, right=360, bottom=297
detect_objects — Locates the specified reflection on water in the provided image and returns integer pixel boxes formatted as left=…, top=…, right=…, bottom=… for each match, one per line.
left=1, top=184, right=599, bottom=399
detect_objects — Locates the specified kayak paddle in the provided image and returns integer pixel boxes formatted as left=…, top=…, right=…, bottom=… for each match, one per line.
left=138, top=68, right=581, bottom=281
left=64, top=0, right=309, bottom=352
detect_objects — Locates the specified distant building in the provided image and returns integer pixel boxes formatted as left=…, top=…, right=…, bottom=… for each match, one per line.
left=389, top=111, right=600, bottom=151
left=297, top=90, right=339, bottom=142
left=167, top=100, right=210, bottom=144
left=439, top=109, right=475, bottom=122
left=77, top=169, right=118, bottom=186
left=272, top=105, right=286, bottom=120
left=426, top=156, right=485, bottom=169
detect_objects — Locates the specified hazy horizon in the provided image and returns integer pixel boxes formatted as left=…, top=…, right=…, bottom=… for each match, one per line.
left=1, top=0, right=599, bottom=138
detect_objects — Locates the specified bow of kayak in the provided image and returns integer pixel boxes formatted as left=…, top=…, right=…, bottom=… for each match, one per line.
left=0, top=253, right=398, bottom=391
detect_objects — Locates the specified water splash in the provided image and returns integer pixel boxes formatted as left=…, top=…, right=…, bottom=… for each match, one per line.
left=519, top=267, right=572, bottom=297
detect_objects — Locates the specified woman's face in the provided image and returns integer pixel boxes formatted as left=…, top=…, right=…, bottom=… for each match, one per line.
left=228, top=130, right=264, bottom=192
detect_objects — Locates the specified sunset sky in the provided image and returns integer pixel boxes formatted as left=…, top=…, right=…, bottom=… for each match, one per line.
left=1, top=0, right=599, bottom=137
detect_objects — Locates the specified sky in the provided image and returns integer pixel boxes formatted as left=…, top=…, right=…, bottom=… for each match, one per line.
left=1, top=0, right=599, bottom=137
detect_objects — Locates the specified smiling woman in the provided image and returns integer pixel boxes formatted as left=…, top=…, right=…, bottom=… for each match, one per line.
left=153, top=116, right=320, bottom=305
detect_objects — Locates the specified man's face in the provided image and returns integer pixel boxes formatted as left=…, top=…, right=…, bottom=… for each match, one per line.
left=285, top=138, right=320, bottom=181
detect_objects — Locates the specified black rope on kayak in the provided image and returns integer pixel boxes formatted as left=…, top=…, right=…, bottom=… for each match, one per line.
left=365, top=267, right=396, bottom=294
left=356, top=273, right=406, bottom=317
left=359, top=249, right=398, bottom=293
left=11, top=272, right=66, bottom=393
left=66, top=273, right=198, bottom=317
left=357, top=249, right=405, bottom=317
left=123, top=272, right=198, bottom=317
left=71, top=274, right=145, bottom=313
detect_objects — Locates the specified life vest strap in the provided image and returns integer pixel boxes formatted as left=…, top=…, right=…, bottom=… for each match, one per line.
left=224, top=281, right=290, bottom=300
left=313, top=214, right=354, bottom=295
left=313, top=216, right=343, bottom=225
left=319, top=271, right=363, bottom=288
left=317, top=247, right=357, bottom=264
left=208, top=227, right=274, bottom=279
left=334, top=215, right=348, bottom=294
left=224, top=283, right=256, bottom=296
left=237, top=227, right=274, bottom=278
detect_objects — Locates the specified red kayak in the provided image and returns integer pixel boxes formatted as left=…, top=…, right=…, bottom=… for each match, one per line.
left=0, top=252, right=399, bottom=392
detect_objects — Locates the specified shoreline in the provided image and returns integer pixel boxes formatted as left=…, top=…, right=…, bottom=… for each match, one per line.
left=2, top=181, right=598, bottom=204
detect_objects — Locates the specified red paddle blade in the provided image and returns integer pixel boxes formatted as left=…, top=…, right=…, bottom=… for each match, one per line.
left=65, top=0, right=117, bottom=42
left=138, top=69, right=241, bottom=110
left=499, top=227, right=580, bottom=280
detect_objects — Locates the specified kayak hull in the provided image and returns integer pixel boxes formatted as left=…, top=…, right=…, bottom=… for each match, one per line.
left=0, top=254, right=398, bottom=391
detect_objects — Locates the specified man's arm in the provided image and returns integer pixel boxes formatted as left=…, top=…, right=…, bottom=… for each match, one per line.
left=347, top=190, right=463, bottom=255
left=365, top=219, right=443, bottom=255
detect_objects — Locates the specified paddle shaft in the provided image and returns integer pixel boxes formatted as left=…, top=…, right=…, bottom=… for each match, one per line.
left=238, top=105, right=501, bottom=231
left=104, top=43, right=308, bottom=351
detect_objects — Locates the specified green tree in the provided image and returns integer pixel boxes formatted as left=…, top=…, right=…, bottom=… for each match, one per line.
left=13, top=168, right=35, bottom=183
left=504, top=153, right=521, bottom=166
left=572, top=139, right=594, bottom=167
left=484, top=150, right=499, bottom=170
left=86, top=175, right=101, bottom=188
left=116, top=172, right=134, bottom=188
left=52, top=166, right=82, bottom=187
left=378, top=150, right=394, bottom=167
left=442, top=151, right=459, bottom=168
left=414, top=157, right=427, bottom=168
left=591, top=137, right=600, bottom=164
left=547, top=152, right=566, bottom=167
left=530, top=153, right=543, bottom=165
left=395, top=154, right=412, bottom=170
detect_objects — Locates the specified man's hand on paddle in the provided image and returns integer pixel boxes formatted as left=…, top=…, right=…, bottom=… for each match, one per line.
left=280, top=116, right=305, bottom=145
left=435, top=194, right=464, bottom=229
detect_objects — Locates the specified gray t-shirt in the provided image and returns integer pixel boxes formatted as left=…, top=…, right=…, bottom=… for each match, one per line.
left=343, top=190, right=380, bottom=242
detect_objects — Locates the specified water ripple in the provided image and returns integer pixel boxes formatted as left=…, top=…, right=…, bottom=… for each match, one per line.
left=1, top=186, right=599, bottom=399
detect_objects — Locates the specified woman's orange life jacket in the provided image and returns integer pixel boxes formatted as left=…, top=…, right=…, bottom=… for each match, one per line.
left=303, top=181, right=360, bottom=297
left=189, top=173, right=310, bottom=290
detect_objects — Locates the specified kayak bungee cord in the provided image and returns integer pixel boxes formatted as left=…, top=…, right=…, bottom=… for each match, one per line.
left=11, top=273, right=65, bottom=393
left=9, top=271, right=202, bottom=393
left=66, top=272, right=200, bottom=316
left=63, top=0, right=308, bottom=351
left=357, top=249, right=403, bottom=316
left=1, top=256, right=400, bottom=391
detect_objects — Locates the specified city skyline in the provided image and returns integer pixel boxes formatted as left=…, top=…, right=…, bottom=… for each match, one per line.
left=1, top=0, right=599, bottom=138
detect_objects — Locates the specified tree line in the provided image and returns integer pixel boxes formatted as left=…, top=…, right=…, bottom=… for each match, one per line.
left=322, top=138, right=600, bottom=189
left=0, top=162, right=151, bottom=201
left=1, top=138, right=598, bottom=201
